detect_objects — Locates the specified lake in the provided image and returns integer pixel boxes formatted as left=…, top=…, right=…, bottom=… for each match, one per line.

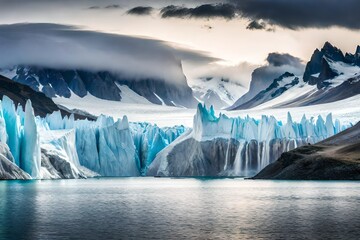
left=0, top=178, right=359, bottom=239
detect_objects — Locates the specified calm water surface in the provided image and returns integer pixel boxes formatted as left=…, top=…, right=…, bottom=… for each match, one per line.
left=0, top=178, right=359, bottom=240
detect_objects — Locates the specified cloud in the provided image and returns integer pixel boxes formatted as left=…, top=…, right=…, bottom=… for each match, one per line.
left=88, top=4, right=121, bottom=10
left=231, top=0, right=360, bottom=30
left=104, top=4, right=121, bottom=9
left=127, top=6, right=153, bottom=16
left=155, top=0, right=360, bottom=30
left=0, top=23, right=218, bottom=85
left=248, top=52, right=305, bottom=93
left=184, top=61, right=257, bottom=89
left=160, top=4, right=236, bottom=19
left=266, top=53, right=303, bottom=68
left=88, top=6, right=101, bottom=10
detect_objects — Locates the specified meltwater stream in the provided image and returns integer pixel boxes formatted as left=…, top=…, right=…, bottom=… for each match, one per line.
left=0, top=178, right=360, bottom=240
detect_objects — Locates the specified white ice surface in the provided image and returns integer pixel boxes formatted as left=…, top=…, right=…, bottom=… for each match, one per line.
left=53, top=94, right=360, bottom=127
left=115, top=84, right=152, bottom=105
left=326, top=59, right=360, bottom=88
left=254, top=83, right=318, bottom=109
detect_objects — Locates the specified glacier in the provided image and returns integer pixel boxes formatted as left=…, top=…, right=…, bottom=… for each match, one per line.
left=147, top=104, right=347, bottom=177
left=0, top=96, right=185, bottom=179
left=40, top=112, right=186, bottom=176
left=0, top=96, right=348, bottom=179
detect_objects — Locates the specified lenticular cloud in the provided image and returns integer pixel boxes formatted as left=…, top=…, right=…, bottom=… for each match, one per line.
left=0, top=23, right=212, bottom=84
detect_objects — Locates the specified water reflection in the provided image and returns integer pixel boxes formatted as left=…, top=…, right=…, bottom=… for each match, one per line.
left=0, top=178, right=359, bottom=240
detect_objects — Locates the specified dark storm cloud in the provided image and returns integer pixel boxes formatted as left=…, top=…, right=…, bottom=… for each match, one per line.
left=127, top=6, right=154, bottom=16
left=230, top=0, right=360, bottom=30
left=160, top=4, right=236, bottom=19
left=266, top=53, right=303, bottom=67
left=0, top=23, right=218, bottom=84
left=156, top=0, right=360, bottom=30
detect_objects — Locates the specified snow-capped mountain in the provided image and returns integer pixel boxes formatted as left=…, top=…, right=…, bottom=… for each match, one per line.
left=189, top=76, right=247, bottom=109
left=230, top=42, right=360, bottom=110
left=228, top=72, right=303, bottom=110
left=1, top=66, right=198, bottom=108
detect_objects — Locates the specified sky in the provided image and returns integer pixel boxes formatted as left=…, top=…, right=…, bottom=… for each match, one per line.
left=0, top=0, right=360, bottom=87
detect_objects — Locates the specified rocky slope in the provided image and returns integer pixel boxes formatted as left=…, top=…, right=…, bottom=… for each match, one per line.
left=0, top=74, right=92, bottom=119
left=0, top=143, right=31, bottom=180
left=253, top=122, right=360, bottom=180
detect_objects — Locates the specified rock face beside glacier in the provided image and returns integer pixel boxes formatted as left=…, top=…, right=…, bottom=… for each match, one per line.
left=147, top=104, right=345, bottom=177
left=253, top=122, right=360, bottom=180
left=0, top=143, right=30, bottom=180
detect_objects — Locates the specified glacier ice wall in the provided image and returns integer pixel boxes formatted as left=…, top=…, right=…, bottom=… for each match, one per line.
left=0, top=97, right=97, bottom=179
left=147, top=104, right=347, bottom=177
left=0, top=97, right=42, bottom=178
left=41, top=111, right=186, bottom=176
left=0, top=96, right=348, bottom=179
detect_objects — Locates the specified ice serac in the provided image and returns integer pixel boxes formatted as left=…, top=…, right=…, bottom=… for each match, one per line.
left=38, top=126, right=96, bottom=179
left=0, top=97, right=99, bottom=179
left=147, top=104, right=346, bottom=177
left=2, top=96, right=21, bottom=166
left=98, top=117, right=140, bottom=176
left=130, top=122, right=186, bottom=174
left=21, top=100, right=42, bottom=179
left=41, top=111, right=185, bottom=177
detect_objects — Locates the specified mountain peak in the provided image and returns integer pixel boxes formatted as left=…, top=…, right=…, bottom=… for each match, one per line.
left=303, top=42, right=346, bottom=83
left=322, top=41, right=334, bottom=49
left=320, top=42, right=344, bottom=62
left=356, top=45, right=360, bottom=55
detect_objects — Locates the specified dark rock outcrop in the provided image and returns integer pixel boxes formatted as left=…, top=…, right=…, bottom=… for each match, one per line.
left=0, top=74, right=92, bottom=119
left=253, top=122, right=360, bottom=180
left=0, top=143, right=31, bottom=180
left=303, top=42, right=345, bottom=84
left=147, top=137, right=241, bottom=176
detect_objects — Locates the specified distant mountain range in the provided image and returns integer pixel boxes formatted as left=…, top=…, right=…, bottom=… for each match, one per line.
left=229, top=42, right=360, bottom=110
left=0, top=66, right=198, bottom=108
left=1, top=42, right=359, bottom=110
